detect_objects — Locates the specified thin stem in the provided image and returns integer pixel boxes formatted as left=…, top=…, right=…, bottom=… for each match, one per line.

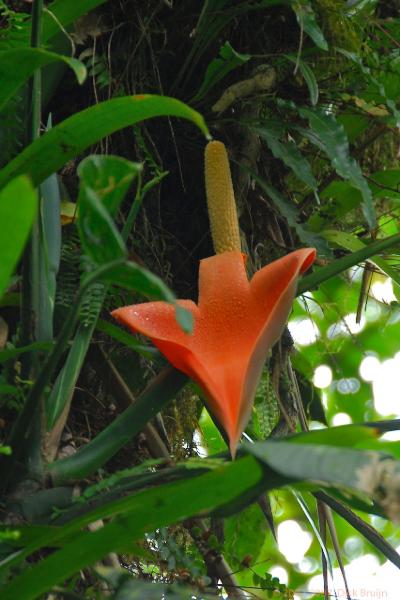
left=20, top=0, right=44, bottom=377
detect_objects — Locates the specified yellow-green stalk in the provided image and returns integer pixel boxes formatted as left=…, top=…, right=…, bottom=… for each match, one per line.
left=204, top=141, right=241, bottom=254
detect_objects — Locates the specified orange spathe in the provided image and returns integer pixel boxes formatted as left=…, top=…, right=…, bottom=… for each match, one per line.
left=112, top=248, right=316, bottom=456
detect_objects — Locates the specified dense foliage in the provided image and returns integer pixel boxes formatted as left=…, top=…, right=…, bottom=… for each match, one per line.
left=1, top=0, right=400, bottom=598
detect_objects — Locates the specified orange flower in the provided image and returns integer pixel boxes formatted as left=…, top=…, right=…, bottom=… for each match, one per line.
left=112, top=247, right=315, bottom=456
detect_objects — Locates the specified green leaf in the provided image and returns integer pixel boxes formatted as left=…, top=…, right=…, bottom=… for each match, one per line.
left=95, top=319, right=161, bottom=361
left=192, top=41, right=250, bottom=102
left=284, top=54, right=319, bottom=105
left=0, top=48, right=86, bottom=110
left=298, top=106, right=376, bottom=229
left=3, top=457, right=264, bottom=599
left=292, top=1, right=328, bottom=50
left=0, top=176, right=37, bottom=299
left=0, top=342, right=53, bottom=365
left=100, top=261, right=176, bottom=302
left=255, top=123, right=317, bottom=189
left=224, top=503, right=267, bottom=567
left=246, top=440, right=398, bottom=500
left=48, top=368, right=189, bottom=484
left=78, top=155, right=141, bottom=217
left=45, top=324, right=95, bottom=430
left=78, top=188, right=127, bottom=265
left=0, top=95, right=209, bottom=190
left=174, top=304, right=194, bottom=334
left=46, top=157, right=144, bottom=430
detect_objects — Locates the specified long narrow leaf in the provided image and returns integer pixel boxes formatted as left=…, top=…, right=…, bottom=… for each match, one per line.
left=48, top=368, right=189, bottom=484
left=0, top=95, right=209, bottom=190
left=2, top=456, right=265, bottom=600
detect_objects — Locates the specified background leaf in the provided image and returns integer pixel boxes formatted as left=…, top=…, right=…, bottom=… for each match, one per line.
left=298, top=106, right=376, bottom=229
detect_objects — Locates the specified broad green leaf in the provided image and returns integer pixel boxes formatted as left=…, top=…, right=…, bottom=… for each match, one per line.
left=298, top=106, right=376, bottom=229
left=255, top=124, right=317, bottom=189
left=192, top=41, right=250, bottom=103
left=292, top=1, right=328, bottom=50
left=0, top=95, right=209, bottom=190
left=284, top=55, right=319, bottom=105
left=0, top=176, right=37, bottom=299
left=246, top=440, right=398, bottom=501
left=0, top=0, right=108, bottom=49
left=367, top=169, right=400, bottom=201
left=0, top=48, right=86, bottom=110
left=2, top=456, right=264, bottom=599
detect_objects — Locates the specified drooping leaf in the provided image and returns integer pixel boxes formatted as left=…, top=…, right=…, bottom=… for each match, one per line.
left=0, top=48, right=86, bottom=110
left=98, top=261, right=176, bottom=303
left=291, top=1, right=328, bottom=50
left=0, top=176, right=37, bottom=299
left=0, top=95, right=209, bottom=190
